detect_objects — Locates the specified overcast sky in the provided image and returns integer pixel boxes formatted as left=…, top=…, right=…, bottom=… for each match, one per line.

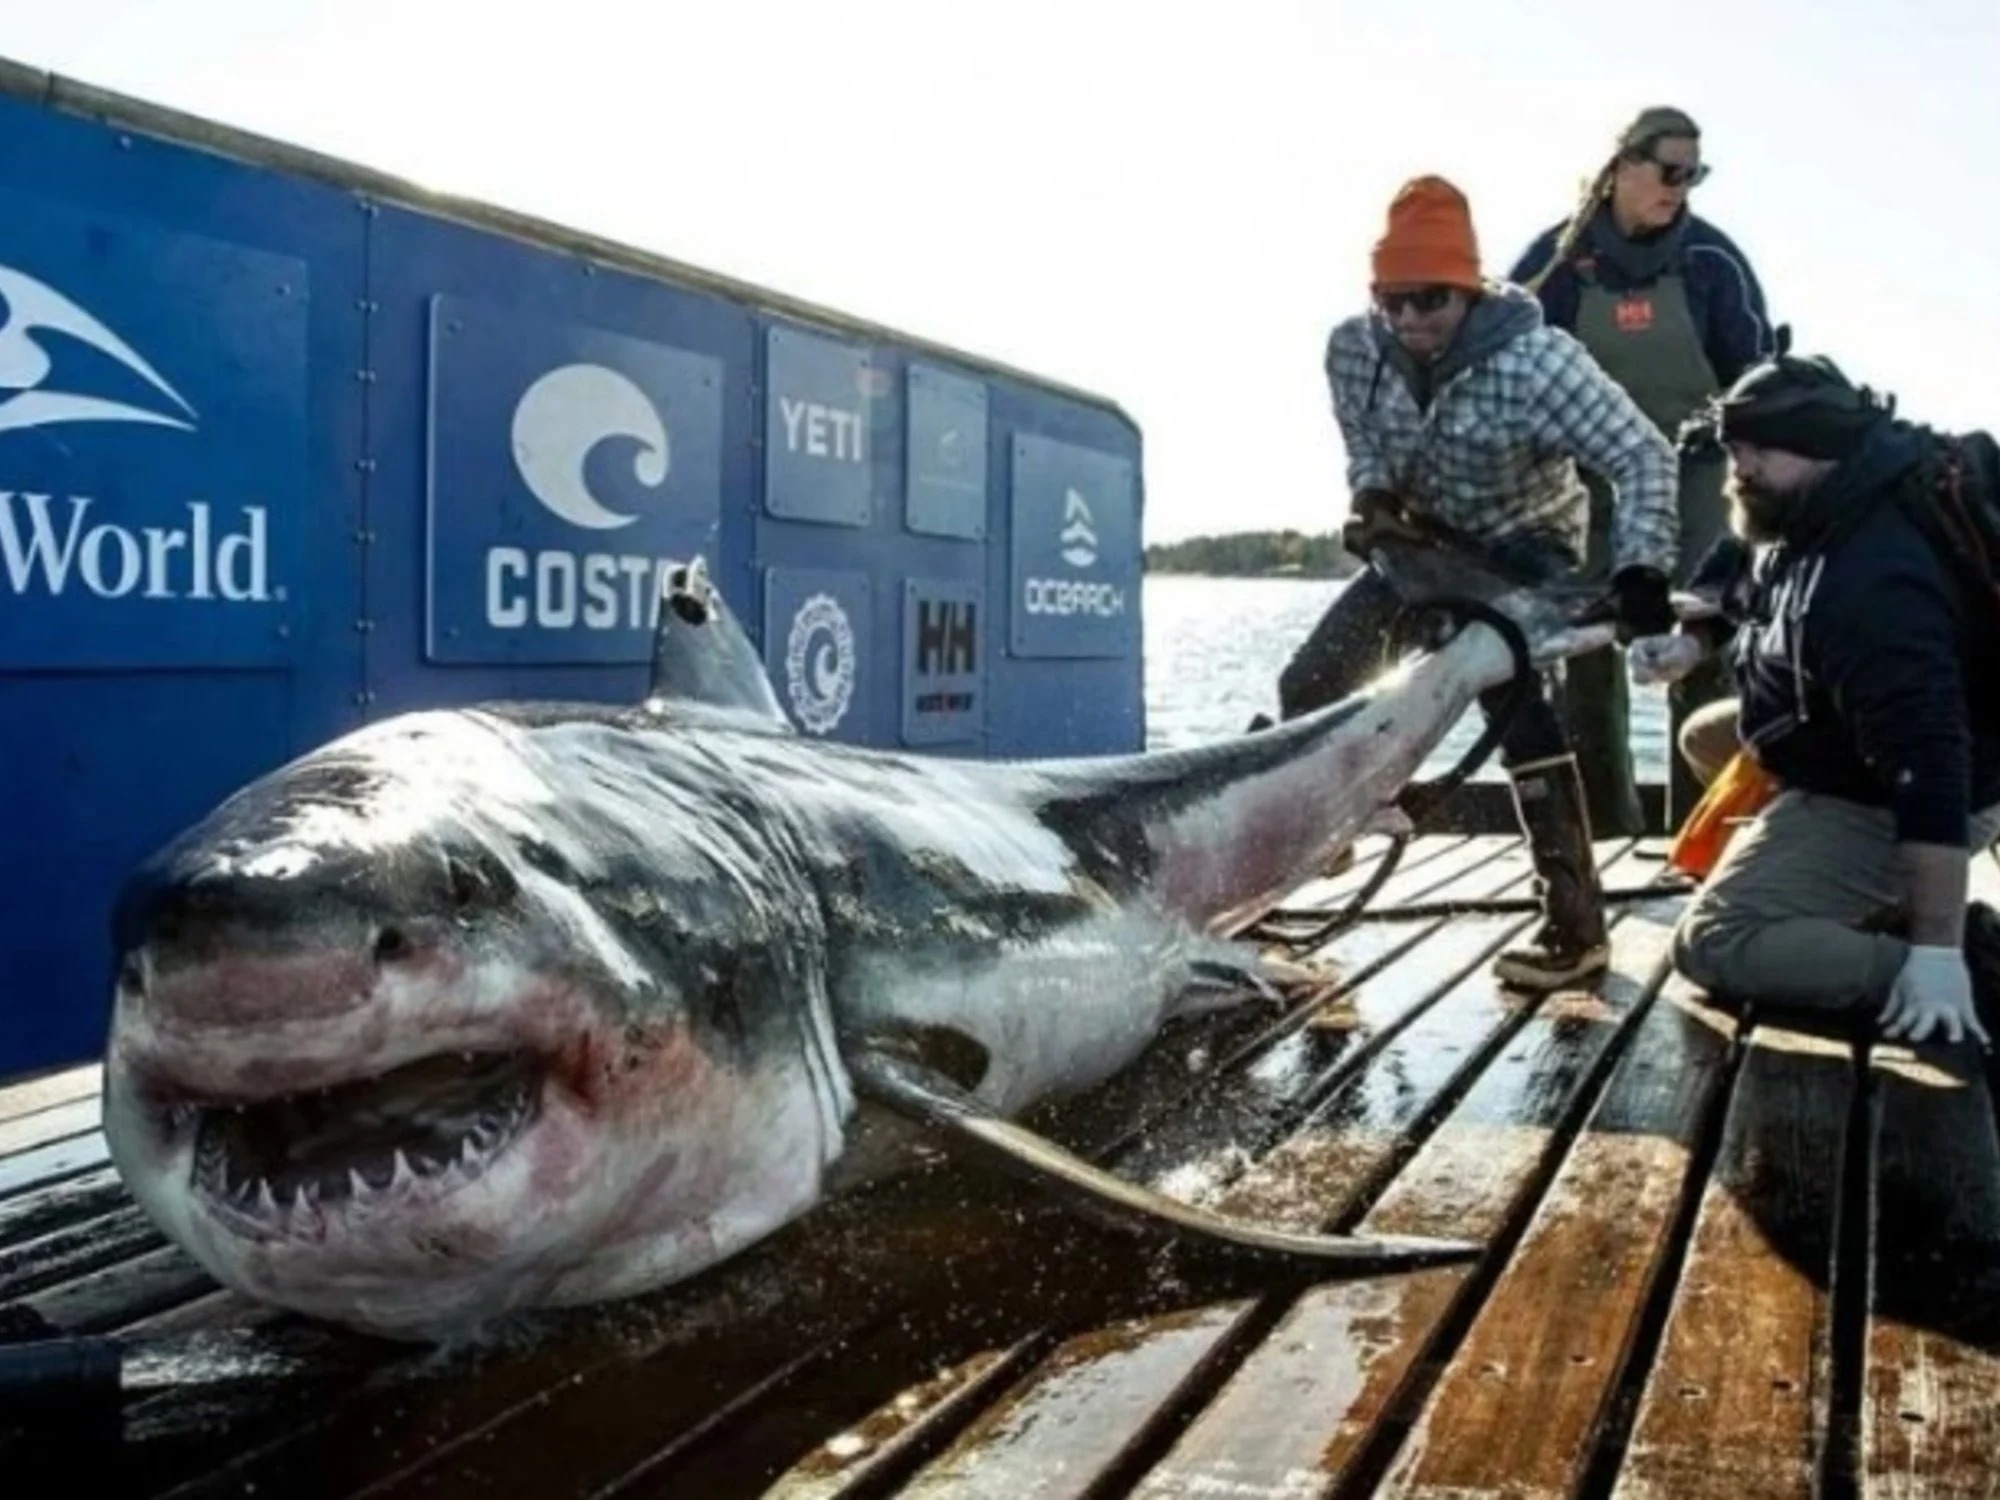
left=4, top=0, right=1996, bottom=542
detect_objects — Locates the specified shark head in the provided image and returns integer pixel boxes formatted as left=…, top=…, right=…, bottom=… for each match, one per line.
left=101, top=707, right=851, bottom=1341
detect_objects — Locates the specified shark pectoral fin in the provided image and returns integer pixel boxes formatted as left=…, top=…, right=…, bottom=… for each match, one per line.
left=842, top=1034, right=1481, bottom=1273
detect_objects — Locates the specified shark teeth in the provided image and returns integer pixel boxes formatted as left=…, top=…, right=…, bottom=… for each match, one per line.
left=189, top=1056, right=538, bottom=1227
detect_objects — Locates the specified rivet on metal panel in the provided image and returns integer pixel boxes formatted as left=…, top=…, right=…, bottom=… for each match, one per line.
left=117, top=135, right=132, bottom=150
left=354, top=619, right=375, bottom=633
left=354, top=458, right=377, bottom=473
left=353, top=691, right=376, bottom=706
left=276, top=283, right=292, bottom=298
left=275, top=624, right=291, bottom=639
left=355, top=369, right=376, bottom=383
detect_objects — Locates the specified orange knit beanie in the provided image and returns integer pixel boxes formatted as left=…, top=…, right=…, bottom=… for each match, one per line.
left=1371, top=175, right=1482, bottom=291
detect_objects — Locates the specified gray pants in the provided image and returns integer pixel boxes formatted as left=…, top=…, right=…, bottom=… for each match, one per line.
left=1674, top=787, right=2000, bottom=1015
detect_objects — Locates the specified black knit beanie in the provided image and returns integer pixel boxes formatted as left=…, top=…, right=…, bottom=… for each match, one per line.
left=1711, top=354, right=1891, bottom=460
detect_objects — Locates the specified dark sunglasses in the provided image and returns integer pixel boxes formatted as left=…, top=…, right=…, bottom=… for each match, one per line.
left=1376, top=285, right=1456, bottom=316
left=1632, top=149, right=1710, bottom=189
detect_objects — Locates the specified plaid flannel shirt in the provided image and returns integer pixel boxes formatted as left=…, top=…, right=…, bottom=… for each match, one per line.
left=1325, top=289, right=1680, bottom=579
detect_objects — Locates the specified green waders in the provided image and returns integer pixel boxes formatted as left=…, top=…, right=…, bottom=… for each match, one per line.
left=1566, top=269, right=1732, bottom=836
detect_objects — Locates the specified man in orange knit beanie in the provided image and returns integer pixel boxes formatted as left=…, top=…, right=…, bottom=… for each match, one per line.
left=1273, top=173, right=1680, bottom=992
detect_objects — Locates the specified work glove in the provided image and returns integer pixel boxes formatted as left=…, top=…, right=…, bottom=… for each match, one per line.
left=1607, top=565, right=1676, bottom=644
left=1879, top=945, right=1991, bottom=1048
left=1340, top=488, right=1423, bottom=559
left=1352, top=487, right=1398, bottom=526
left=1344, top=488, right=1408, bottom=552
left=1627, top=633, right=1705, bottom=687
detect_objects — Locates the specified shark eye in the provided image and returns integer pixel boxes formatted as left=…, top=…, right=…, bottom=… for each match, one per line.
left=442, top=851, right=516, bottom=914
left=446, top=860, right=480, bottom=910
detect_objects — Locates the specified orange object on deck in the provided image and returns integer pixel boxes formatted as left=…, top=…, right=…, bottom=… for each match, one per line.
left=1667, top=748, right=1780, bottom=880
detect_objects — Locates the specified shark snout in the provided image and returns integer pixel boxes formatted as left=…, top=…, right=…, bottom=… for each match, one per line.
left=127, top=944, right=377, bottom=1030
left=115, top=862, right=463, bottom=1032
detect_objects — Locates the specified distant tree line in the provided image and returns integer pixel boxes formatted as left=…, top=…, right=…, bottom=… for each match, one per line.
left=1143, top=529, right=1363, bottom=579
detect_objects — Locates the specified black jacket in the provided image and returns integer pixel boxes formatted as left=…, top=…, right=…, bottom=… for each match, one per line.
left=1698, top=418, right=2000, bottom=844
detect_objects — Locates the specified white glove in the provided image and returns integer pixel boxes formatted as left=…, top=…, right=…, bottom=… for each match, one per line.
left=1627, top=633, right=1705, bottom=687
left=1880, top=945, right=1991, bottom=1048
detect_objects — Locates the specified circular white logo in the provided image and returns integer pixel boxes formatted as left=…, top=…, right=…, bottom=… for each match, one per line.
left=509, top=363, right=669, bottom=531
left=785, top=593, right=855, bottom=735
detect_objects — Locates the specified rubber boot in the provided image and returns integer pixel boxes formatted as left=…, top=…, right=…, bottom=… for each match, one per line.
left=1493, top=752, right=1611, bottom=991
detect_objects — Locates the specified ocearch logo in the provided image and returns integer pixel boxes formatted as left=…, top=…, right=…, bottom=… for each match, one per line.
left=1060, top=487, right=1098, bottom=569
left=1022, top=484, right=1122, bottom=620
left=484, top=362, right=679, bottom=631
left=0, top=261, right=275, bottom=606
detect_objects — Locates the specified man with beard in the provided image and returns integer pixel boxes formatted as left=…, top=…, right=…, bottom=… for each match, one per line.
left=1281, top=173, right=1680, bottom=993
left=1633, top=353, right=2000, bottom=1046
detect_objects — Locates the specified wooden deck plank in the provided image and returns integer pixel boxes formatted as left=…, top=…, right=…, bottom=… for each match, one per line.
left=0, top=1093, right=101, bottom=1159
left=0, top=1127, right=112, bottom=1199
left=1127, top=882, right=1688, bottom=1500
left=25, top=1242, right=216, bottom=1334
left=895, top=1304, right=1259, bottom=1500
left=0, top=1061, right=101, bottom=1124
left=0, top=1163, right=125, bottom=1247
left=1612, top=1021, right=1854, bottom=1500
left=702, top=1340, right=1048, bottom=1500
left=1251, top=833, right=1514, bottom=934
left=1266, top=832, right=1479, bottom=920
left=1368, top=972, right=1739, bottom=1498
left=1861, top=1042, right=2000, bottom=1498
left=0, top=1203, right=166, bottom=1303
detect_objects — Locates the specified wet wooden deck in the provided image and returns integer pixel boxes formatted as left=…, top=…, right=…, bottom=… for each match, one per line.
left=5, top=832, right=2000, bottom=1498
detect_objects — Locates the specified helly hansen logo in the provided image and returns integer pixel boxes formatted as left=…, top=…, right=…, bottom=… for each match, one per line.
left=915, top=597, right=977, bottom=675
left=1615, top=296, right=1655, bottom=334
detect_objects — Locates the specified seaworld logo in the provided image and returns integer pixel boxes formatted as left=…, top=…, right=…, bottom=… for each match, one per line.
left=0, top=261, right=277, bottom=606
left=0, top=261, right=198, bottom=436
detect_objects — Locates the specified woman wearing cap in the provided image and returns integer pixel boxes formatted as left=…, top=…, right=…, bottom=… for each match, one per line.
left=1283, top=174, right=1680, bottom=992
left=1511, top=106, right=1778, bottom=839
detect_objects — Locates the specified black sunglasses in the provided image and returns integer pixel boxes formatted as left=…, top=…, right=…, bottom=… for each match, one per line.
left=1631, top=148, right=1710, bottom=189
left=1376, top=286, right=1456, bottom=316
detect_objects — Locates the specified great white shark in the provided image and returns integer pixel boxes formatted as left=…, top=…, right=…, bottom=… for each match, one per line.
left=100, top=540, right=1628, bottom=1342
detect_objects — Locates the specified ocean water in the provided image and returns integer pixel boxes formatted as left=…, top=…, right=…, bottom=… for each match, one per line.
left=1139, top=573, right=1669, bottom=782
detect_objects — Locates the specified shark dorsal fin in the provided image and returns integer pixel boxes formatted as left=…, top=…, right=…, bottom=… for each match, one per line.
left=643, top=557, right=793, bottom=730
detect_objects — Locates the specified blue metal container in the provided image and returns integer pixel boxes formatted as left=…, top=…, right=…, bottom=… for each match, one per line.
left=0, top=57, right=1145, bottom=1081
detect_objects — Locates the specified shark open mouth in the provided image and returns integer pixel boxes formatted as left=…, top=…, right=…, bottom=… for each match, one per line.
left=186, top=1050, right=543, bottom=1221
